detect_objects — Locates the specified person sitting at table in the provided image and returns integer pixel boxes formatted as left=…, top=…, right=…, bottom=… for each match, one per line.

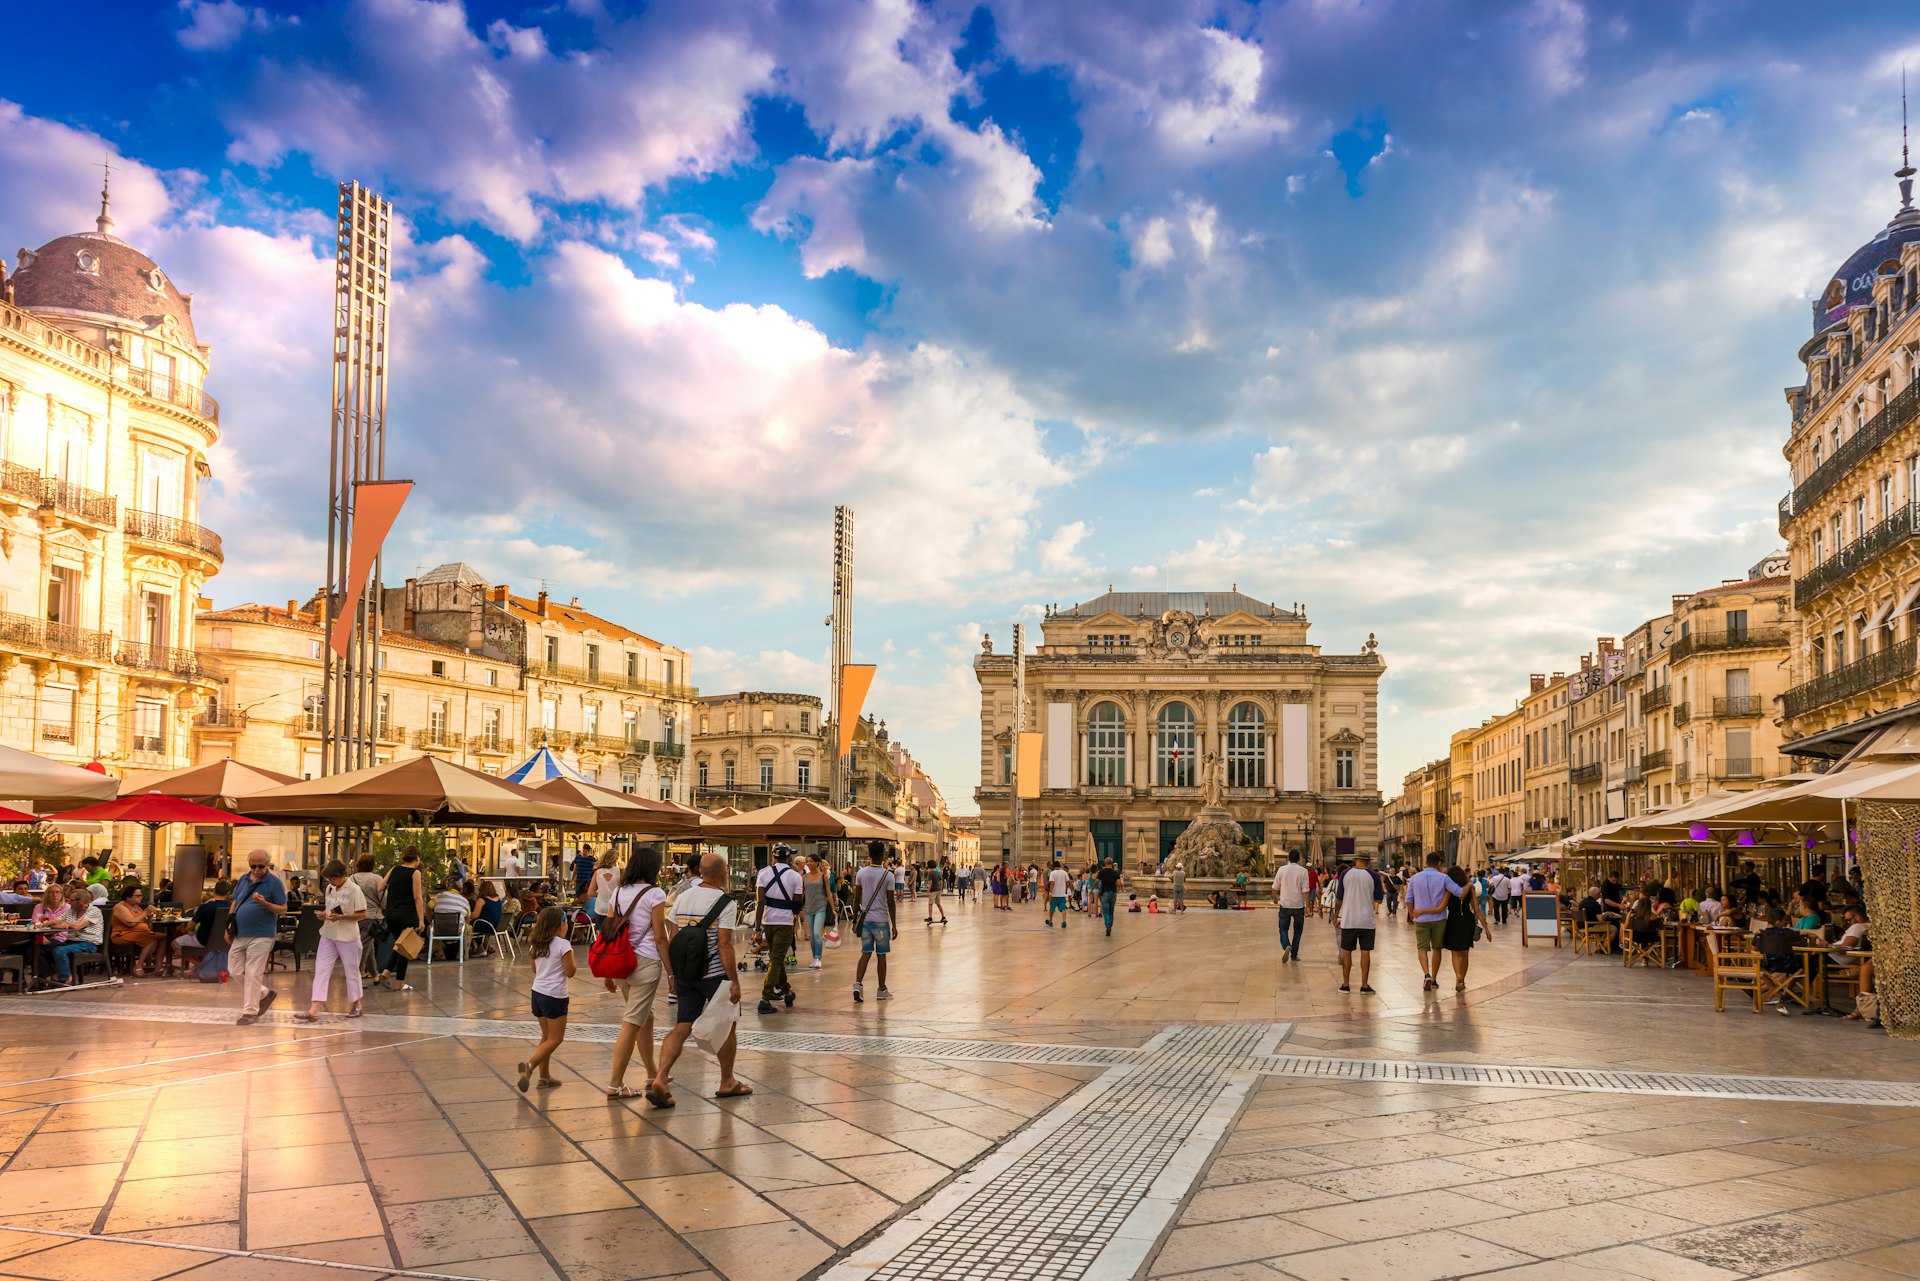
left=1791, top=894, right=1828, bottom=937
left=154, top=879, right=176, bottom=906
left=0, top=881, right=35, bottom=912
left=26, top=885, right=74, bottom=988
left=285, top=875, right=308, bottom=911
left=430, top=879, right=470, bottom=959
left=1578, top=883, right=1620, bottom=947
left=1698, top=886, right=1723, bottom=925
left=41, top=885, right=103, bottom=987
left=111, top=884, right=168, bottom=976
left=1752, top=908, right=1804, bottom=1015
left=1624, top=889, right=1661, bottom=950
left=467, top=881, right=505, bottom=955
left=180, top=880, right=233, bottom=981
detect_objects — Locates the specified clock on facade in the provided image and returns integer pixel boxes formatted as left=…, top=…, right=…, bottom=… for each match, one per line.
left=1168, top=630, right=1188, bottom=647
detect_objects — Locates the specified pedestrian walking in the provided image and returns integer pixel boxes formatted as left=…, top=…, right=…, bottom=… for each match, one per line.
left=1045, top=861, right=1072, bottom=929
left=754, top=844, right=804, bottom=1014
left=229, top=850, right=288, bottom=1025
left=1334, top=853, right=1384, bottom=995
left=802, top=856, right=832, bottom=970
left=649, top=853, right=750, bottom=1106
left=1271, top=850, right=1309, bottom=962
left=297, top=860, right=368, bottom=1021
left=1094, top=859, right=1122, bottom=935
left=924, top=861, right=948, bottom=924
left=518, top=906, right=574, bottom=1093
left=604, top=845, right=670, bottom=1099
left=350, top=854, right=386, bottom=979
left=1384, top=867, right=1402, bottom=919
left=852, top=842, right=897, bottom=1003
left=374, top=847, right=428, bottom=992
left=1443, top=864, right=1492, bottom=992
left=587, top=852, right=619, bottom=929
left=1489, top=867, right=1512, bottom=925
left=1170, top=862, right=1187, bottom=913
left=1404, top=851, right=1467, bottom=992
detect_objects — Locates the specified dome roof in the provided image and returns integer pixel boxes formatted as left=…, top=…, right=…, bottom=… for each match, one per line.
left=11, top=217, right=197, bottom=347
left=1813, top=180, right=1920, bottom=336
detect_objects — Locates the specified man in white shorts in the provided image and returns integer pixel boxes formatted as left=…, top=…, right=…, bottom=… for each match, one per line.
left=1045, top=862, right=1072, bottom=929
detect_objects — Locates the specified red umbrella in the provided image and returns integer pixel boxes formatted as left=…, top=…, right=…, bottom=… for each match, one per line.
left=0, top=805, right=38, bottom=824
left=46, top=792, right=265, bottom=828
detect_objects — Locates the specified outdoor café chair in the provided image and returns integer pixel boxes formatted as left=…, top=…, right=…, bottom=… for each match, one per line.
left=425, top=913, right=467, bottom=965
left=1710, top=948, right=1764, bottom=1012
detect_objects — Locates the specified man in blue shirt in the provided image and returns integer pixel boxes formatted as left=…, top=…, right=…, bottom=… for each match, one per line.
left=1404, top=852, right=1465, bottom=992
left=229, top=850, right=288, bottom=1025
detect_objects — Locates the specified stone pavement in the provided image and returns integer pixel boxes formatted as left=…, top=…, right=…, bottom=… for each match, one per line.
left=0, top=894, right=1911, bottom=1281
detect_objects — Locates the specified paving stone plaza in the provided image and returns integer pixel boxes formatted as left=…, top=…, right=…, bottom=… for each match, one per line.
left=0, top=899, right=1915, bottom=1281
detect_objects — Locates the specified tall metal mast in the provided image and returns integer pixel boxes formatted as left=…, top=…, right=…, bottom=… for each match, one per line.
left=828, top=506, right=854, bottom=808
left=320, top=182, right=393, bottom=784
left=1010, top=622, right=1024, bottom=866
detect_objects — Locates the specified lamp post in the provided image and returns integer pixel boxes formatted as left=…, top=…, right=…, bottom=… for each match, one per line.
left=1042, top=812, right=1060, bottom=862
left=1298, top=818, right=1316, bottom=867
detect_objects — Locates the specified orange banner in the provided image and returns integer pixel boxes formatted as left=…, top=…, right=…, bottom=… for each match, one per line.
left=329, top=479, right=413, bottom=659
left=838, top=664, right=877, bottom=760
left=1017, top=732, right=1043, bottom=799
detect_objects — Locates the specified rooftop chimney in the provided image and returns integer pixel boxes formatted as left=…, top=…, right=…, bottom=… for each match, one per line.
left=492, top=584, right=509, bottom=604
left=1598, top=636, right=1616, bottom=652
left=536, top=589, right=549, bottom=618
left=1672, top=594, right=1689, bottom=610
left=1551, top=671, right=1564, bottom=683
left=1529, top=673, right=1546, bottom=693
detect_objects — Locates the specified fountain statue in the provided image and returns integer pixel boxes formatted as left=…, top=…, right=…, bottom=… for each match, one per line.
left=1166, top=750, right=1260, bottom=879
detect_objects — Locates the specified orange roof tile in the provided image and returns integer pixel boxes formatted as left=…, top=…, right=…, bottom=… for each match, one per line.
left=503, top=594, right=666, bottom=649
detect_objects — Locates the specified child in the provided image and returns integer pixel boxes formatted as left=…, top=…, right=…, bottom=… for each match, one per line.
left=1127, top=893, right=1141, bottom=913
left=519, top=906, right=575, bottom=1093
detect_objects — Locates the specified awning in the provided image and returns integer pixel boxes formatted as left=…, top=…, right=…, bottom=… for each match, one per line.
left=1895, top=580, right=1920, bottom=619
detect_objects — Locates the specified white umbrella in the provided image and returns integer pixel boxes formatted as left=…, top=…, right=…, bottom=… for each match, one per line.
left=0, top=745, right=118, bottom=808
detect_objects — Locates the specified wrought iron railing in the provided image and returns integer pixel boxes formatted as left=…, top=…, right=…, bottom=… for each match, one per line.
left=1794, top=502, right=1920, bottom=608
left=117, top=640, right=201, bottom=679
left=0, top=610, right=116, bottom=663
left=1642, top=748, right=1672, bottom=771
left=415, top=728, right=464, bottom=749
left=1675, top=762, right=1692, bottom=786
left=574, top=733, right=643, bottom=754
left=40, top=475, right=116, bottom=525
left=1784, top=636, right=1920, bottom=719
left=656, top=741, right=685, bottom=760
left=1642, top=685, right=1672, bottom=713
left=1784, top=380, right=1920, bottom=525
left=1716, top=758, right=1763, bottom=779
left=124, top=509, right=223, bottom=561
left=475, top=737, right=514, bottom=755
left=529, top=728, right=573, bottom=750
left=1669, top=627, right=1789, bottom=663
left=1673, top=702, right=1691, bottom=727
left=1712, top=695, right=1763, bottom=717
left=525, top=659, right=696, bottom=701
left=1570, top=762, right=1602, bottom=784
left=123, top=366, right=220, bottom=424
left=195, top=707, right=246, bottom=730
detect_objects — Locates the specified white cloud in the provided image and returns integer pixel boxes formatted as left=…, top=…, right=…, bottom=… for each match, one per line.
left=176, top=0, right=287, bottom=52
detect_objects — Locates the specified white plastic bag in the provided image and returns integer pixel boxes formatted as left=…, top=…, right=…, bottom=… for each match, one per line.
left=691, top=988, right=739, bottom=1053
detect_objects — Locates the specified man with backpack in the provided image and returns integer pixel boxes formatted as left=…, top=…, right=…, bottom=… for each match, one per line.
left=852, top=841, right=897, bottom=1003
left=649, top=852, right=748, bottom=1107
left=754, top=844, right=804, bottom=1014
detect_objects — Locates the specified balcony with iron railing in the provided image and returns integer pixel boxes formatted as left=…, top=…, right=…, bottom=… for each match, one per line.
left=1780, top=379, right=1920, bottom=535
left=1714, top=758, right=1764, bottom=780
left=124, top=509, right=223, bottom=564
left=122, top=366, right=220, bottom=425
left=656, top=741, right=686, bottom=760
left=1793, top=502, right=1920, bottom=608
left=1570, top=762, right=1603, bottom=784
left=1673, top=702, right=1691, bottom=727
left=525, top=659, right=696, bottom=701
left=1784, top=636, right=1920, bottom=719
left=1675, top=761, right=1692, bottom=786
left=195, top=707, right=246, bottom=731
left=574, top=733, right=646, bottom=755
left=1642, top=685, right=1673, bottom=713
left=0, top=462, right=117, bottom=527
left=118, top=640, right=201, bottom=680
left=1712, top=695, right=1764, bottom=718
left=529, top=728, right=572, bottom=750
left=1642, top=748, right=1672, bottom=771
left=474, top=737, right=514, bottom=755
left=414, top=727, right=464, bottom=750
left=0, top=610, right=116, bottom=664
left=1669, top=627, right=1790, bottom=663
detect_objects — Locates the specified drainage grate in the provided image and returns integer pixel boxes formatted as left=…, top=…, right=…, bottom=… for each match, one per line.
left=1249, top=1054, right=1920, bottom=1106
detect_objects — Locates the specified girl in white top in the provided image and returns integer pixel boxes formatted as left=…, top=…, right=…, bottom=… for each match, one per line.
left=588, top=854, right=620, bottom=923
left=520, top=906, right=576, bottom=1093
left=300, top=859, right=369, bottom=1021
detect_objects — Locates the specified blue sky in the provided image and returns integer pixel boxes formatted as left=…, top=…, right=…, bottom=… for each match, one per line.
left=4, top=0, right=1918, bottom=809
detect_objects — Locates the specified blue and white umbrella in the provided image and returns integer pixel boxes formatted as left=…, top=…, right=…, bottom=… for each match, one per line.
left=503, top=746, right=591, bottom=786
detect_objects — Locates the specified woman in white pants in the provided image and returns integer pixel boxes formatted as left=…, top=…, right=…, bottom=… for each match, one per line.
left=298, top=860, right=369, bottom=1021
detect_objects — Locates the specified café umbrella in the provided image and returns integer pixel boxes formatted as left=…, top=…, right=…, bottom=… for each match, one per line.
left=120, top=760, right=299, bottom=808
left=530, top=777, right=705, bottom=838
left=238, top=756, right=593, bottom=827
left=45, top=793, right=267, bottom=831
left=702, top=798, right=896, bottom=842
left=0, top=745, right=119, bottom=808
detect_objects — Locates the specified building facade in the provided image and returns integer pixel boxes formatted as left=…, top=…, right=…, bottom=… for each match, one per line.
left=1568, top=640, right=1626, bottom=835
left=1463, top=707, right=1523, bottom=862
left=692, top=691, right=825, bottom=811
left=973, top=590, right=1386, bottom=871
left=1778, top=162, right=1920, bottom=759
left=1521, top=673, right=1570, bottom=846
left=1667, top=576, right=1794, bottom=799
left=0, top=194, right=223, bottom=777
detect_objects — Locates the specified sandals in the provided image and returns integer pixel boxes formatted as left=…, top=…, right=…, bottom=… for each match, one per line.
left=536, top=1079, right=563, bottom=1090
left=516, top=1062, right=533, bottom=1094
left=294, top=1012, right=320, bottom=1023
left=713, top=1084, right=754, bottom=1099
left=606, top=1085, right=643, bottom=1099
left=644, top=1087, right=675, bottom=1109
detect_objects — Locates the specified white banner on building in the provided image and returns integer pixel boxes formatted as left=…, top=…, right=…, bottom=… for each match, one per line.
left=1046, top=702, right=1072, bottom=789
left=1281, top=703, right=1309, bottom=792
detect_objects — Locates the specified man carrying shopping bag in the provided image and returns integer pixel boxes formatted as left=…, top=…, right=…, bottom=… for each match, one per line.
left=648, top=853, right=751, bottom=1108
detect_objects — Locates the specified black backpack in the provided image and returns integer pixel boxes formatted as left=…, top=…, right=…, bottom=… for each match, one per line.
left=669, top=893, right=731, bottom=989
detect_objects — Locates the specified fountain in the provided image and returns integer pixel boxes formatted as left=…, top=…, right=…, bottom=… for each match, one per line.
left=1154, top=752, right=1264, bottom=896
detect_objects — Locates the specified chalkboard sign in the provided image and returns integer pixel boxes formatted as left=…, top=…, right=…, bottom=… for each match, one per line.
left=1521, top=892, right=1562, bottom=947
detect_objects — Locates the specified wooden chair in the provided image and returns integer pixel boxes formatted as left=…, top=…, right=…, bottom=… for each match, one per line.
left=1572, top=919, right=1613, bottom=956
left=1623, top=930, right=1665, bottom=968
left=1710, top=948, right=1764, bottom=1012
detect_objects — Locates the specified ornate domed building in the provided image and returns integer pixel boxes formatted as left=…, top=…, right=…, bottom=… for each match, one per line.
left=1778, top=145, right=1920, bottom=760
left=0, top=178, right=223, bottom=811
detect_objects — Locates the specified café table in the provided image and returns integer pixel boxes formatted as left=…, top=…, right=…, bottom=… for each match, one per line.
left=0, top=920, right=61, bottom=984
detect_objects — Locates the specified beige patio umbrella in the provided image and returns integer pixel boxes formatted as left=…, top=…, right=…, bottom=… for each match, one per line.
left=531, top=777, right=704, bottom=838
left=122, top=759, right=299, bottom=805
left=238, top=756, right=593, bottom=827
left=701, top=797, right=895, bottom=841
left=846, top=805, right=936, bottom=844
left=0, top=745, right=118, bottom=807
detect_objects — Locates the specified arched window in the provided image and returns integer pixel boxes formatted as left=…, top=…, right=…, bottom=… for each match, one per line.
left=1156, top=702, right=1195, bottom=787
left=1226, top=702, right=1265, bottom=787
left=1086, top=702, right=1126, bottom=786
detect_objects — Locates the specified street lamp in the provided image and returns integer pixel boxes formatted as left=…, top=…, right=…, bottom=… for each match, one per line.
left=1297, top=818, right=1316, bottom=865
left=1042, top=812, right=1060, bottom=862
